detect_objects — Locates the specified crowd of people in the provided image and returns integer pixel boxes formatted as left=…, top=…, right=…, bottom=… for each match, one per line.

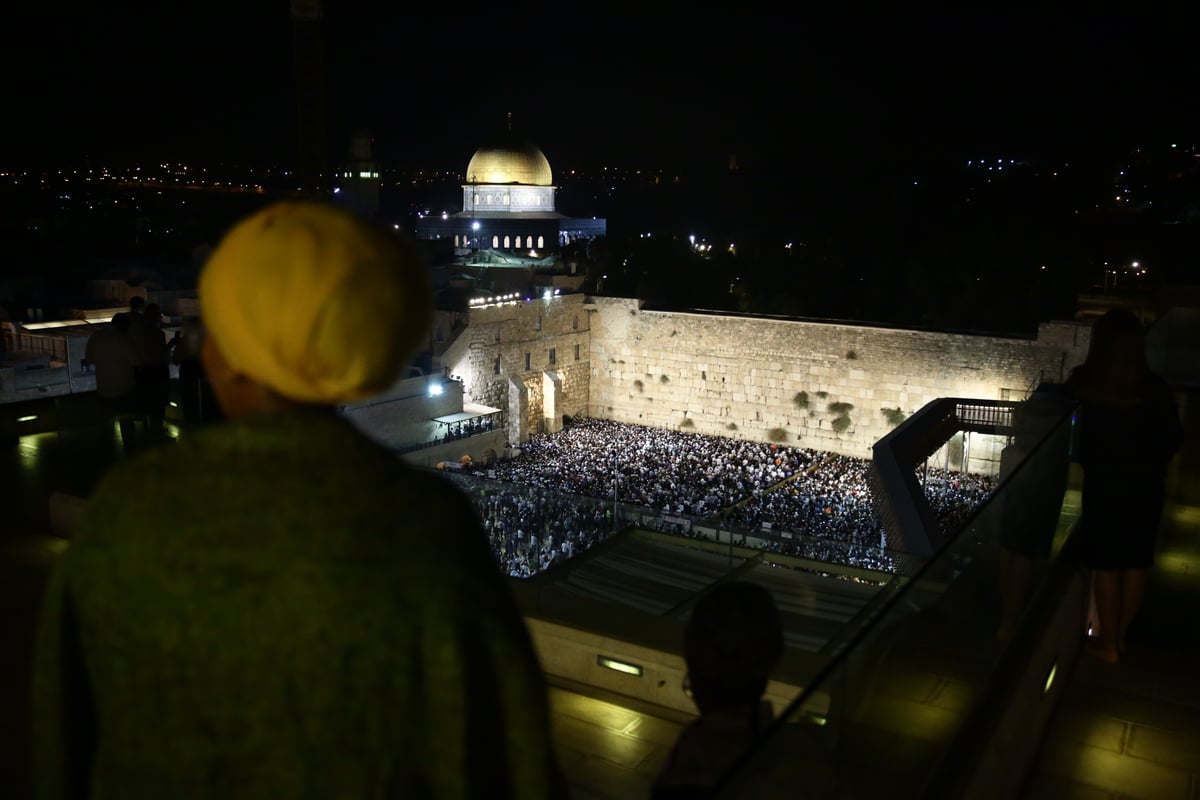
left=441, top=414, right=494, bottom=442
left=480, top=418, right=819, bottom=517
left=442, top=472, right=614, bottom=578
left=454, top=418, right=1000, bottom=578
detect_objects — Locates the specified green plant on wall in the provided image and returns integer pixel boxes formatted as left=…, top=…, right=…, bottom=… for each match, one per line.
left=660, top=375, right=669, bottom=383
left=881, top=407, right=906, bottom=427
left=828, top=401, right=854, bottom=415
left=633, top=379, right=644, bottom=393
left=681, top=417, right=695, bottom=428
left=846, top=350, right=857, bottom=360
left=768, top=427, right=788, bottom=443
left=815, top=391, right=828, bottom=399
left=726, top=422, right=738, bottom=431
left=831, top=416, right=852, bottom=433
left=793, top=391, right=809, bottom=410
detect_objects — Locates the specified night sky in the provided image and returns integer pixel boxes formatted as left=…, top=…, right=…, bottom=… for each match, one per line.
left=3, top=8, right=1197, bottom=175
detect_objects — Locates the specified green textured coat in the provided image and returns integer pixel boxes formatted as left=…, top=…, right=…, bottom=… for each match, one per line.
left=33, top=410, right=566, bottom=799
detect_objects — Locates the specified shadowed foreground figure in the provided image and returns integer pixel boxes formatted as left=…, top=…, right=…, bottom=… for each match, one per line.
left=653, top=581, right=784, bottom=799
left=1067, top=306, right=1183, bottom=665
left=33, top=201, right=567, bottom=799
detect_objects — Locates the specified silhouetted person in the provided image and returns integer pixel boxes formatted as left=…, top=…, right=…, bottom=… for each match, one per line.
left=653, top=581, right=784, bottom=798
left=995, top=383, right=1073, bottom=640
left=33, top=202, right=567, bottom=799
left=82, top=312, right=139, bottom=453
left=172, top=318, right=222, bottom=426
left=1066, top=308, right=1183, bottom=663
left=130, top=301, right=171, bottom=442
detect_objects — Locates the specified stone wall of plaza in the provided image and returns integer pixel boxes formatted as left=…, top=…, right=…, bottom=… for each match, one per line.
left=438, top=293, right=593, bottom=443
left=585, top=298, right=1092, bottom=472
left=435, top=294, right=1092, bottom=474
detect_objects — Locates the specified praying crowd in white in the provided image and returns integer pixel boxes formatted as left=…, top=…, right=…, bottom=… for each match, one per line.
left=441, top=418, right=996, bottom=579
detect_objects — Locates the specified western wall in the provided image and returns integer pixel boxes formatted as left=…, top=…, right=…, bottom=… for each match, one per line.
left=439, top=294, right=1092, bottom=473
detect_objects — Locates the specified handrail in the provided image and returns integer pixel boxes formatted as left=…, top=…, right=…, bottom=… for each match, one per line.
left=711, top=394, right=1077, bottom=799
left=871, top=398, right=1019, bottom=560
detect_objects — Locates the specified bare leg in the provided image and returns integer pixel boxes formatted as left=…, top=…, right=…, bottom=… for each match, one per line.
left=1117, top=569, right=1148, bottom=655
left=1088, top=570, right=1122, bottom=663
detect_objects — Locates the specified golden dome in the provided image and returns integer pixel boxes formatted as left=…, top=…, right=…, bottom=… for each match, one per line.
left=465, top=134, right=553, bottom=186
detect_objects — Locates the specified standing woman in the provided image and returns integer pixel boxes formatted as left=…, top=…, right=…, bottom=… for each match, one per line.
left=1067, top=307, right=1184, bottom=664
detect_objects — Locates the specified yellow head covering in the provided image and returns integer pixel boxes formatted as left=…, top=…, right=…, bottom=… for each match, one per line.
left=199, top=201, right=432, bottom=404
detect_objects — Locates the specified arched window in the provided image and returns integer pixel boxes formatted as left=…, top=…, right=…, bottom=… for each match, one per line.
left=503, top=235, right=511, bottom=248
left=491, top=235, right=499, bottom=248
left=537, top=235, right=545, bottom=249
